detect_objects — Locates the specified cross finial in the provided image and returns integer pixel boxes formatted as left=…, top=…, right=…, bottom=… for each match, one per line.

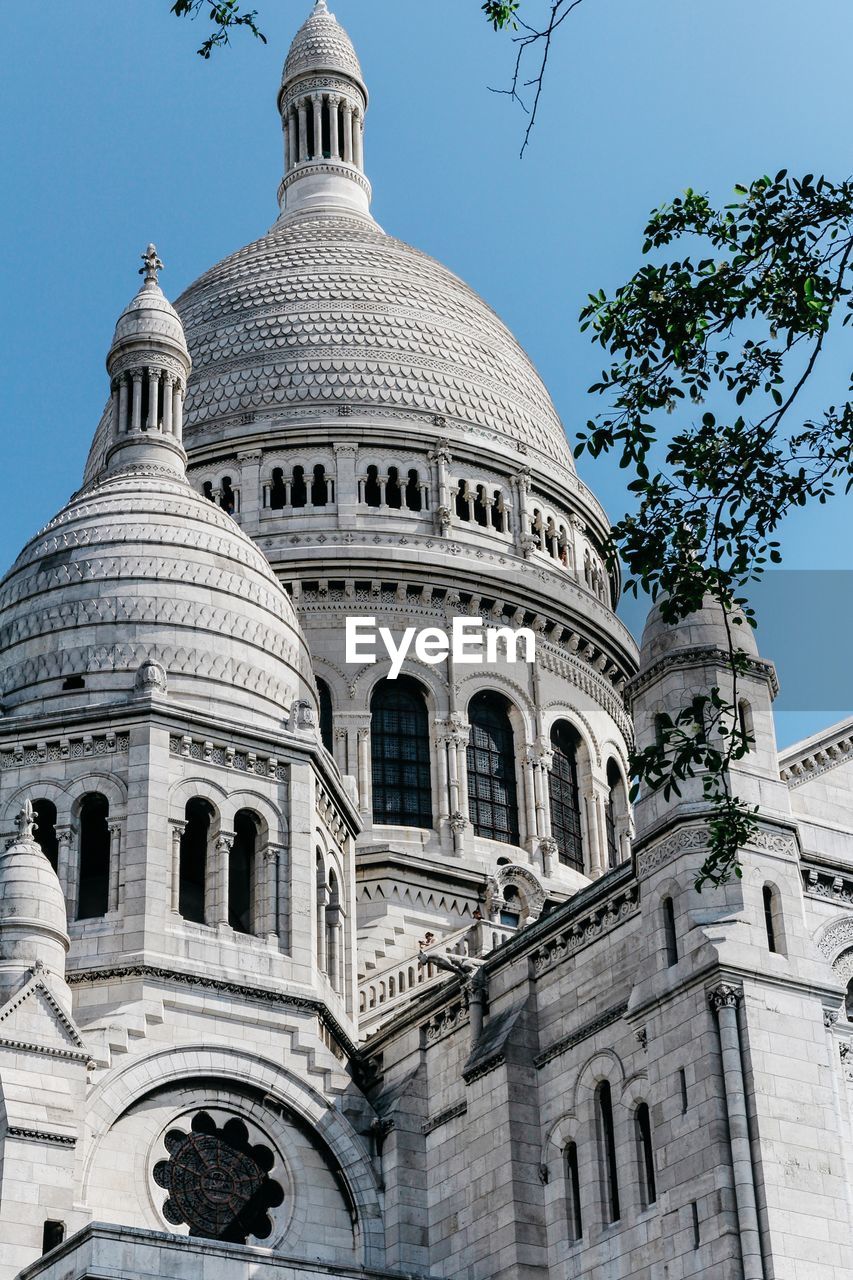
left=13, top=799, right=37, bottom=843
left=313, top=0, right=329, bottom=14
left=139, top=243, right=164, bottom=286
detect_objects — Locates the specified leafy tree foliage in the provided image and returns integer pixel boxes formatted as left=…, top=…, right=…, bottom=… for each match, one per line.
left=171, top=0, right=265, bottom=58
left=578, top=174, right=853, bottom=886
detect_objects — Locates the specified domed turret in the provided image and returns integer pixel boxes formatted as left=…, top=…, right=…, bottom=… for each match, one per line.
left=0, top=250, right=317, bottom=728
left=277, top=0, right=370, bottom=218
left=104, top=244, right=192, bottom=475
left=639, top=595, right=759, bottom=668
left=0, top=800, right=69, bottom=1007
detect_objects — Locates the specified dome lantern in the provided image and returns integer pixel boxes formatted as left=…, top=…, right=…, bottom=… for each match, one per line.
left=104, top=245, right=192, bottom=477
left=276, top=1, right=371, bottom=219
left=0, top=799, right=70, bottom=1008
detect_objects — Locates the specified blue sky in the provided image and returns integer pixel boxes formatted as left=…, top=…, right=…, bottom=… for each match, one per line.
left=1, top=0, right=851, bottom=746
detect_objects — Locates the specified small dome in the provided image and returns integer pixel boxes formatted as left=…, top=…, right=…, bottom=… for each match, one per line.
left=282, top=1, right=363, bottom=87
left=0, top=802, right=69, bottom=994
left=639, top=595, right=759, bottom=669
left=108, top=245, right=190, bottom=367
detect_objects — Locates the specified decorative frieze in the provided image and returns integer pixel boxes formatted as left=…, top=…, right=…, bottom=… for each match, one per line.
left=803, top=862, right=853, bottom=907
left=531, top=887, right=638, bottom=978
left=169, top=735, right=288, bottom=781
left=422, top=998, right=468, bottom=1046
left=0, top=731, right=128, bottom=770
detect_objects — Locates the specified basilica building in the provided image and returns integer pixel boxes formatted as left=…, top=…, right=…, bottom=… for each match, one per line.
left=0, top=4, right=851, bottom=1278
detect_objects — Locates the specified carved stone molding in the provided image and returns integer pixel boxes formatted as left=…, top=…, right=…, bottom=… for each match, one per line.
left=708, top=983, right=743, bottom=1013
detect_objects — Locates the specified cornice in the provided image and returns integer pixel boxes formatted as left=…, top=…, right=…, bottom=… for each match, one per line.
left=626, top=646, right=779, bottom=703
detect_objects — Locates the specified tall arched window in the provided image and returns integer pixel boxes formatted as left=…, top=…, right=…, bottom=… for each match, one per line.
left=291, top=465, right=307, bottom=508
left=317, top=677, right=334, bottom=752
left=564, top=1142, right=583, bottom=1241
left=635, top=1102, right=657, bottom=1208
left=229, top=810, right=258, bottom=935
left=405, top=469, right=422, bottom=510
left=371, top=677, right=432, bottom=828
left=662, top=896, right=678, bottom=967
left=595, top=1081, right=620, bottom=1224
left=386, top=466, right=403, bottom=509
left=33, top=799, right=59, bottom=871
left=467, top=691, right=520, bottom=845
left=77, top=793, right=110, bottom=920
left=327, top=868, right=342, bottom=992
left=310, top=463, right=328, bottom=506
left=604, top=759, right=625, bottom=870
left=550, top=722, right=583, bottom=870
left=179, top=798, right=212, bottom=924
left=364, top=465, right=381, bottom=507
left=269, top=467, right=286, bottom=509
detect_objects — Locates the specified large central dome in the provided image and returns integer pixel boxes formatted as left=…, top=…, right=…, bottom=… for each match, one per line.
left=175, top=211, right=575, bottom=472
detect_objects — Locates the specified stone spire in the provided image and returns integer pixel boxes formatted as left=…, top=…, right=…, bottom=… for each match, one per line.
left=0, top=800, right=70, bottom=1008
left=276, top=2, right=371, bottom=219
left=103, top=245, right=192, bottom=477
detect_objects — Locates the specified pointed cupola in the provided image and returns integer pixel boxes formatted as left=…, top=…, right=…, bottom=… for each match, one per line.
left=0, top=800, right=70, bottom=1009
left=276, top=0, right=371, bottom=218
left=104, top=244, right=192, bottom=475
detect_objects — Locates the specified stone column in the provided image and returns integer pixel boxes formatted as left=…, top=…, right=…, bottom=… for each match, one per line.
left=110, top=381, right=120, bottom=437
left=353, top=109, right=364, bottom=168
left=172, top=382, right=184, bottom=442
left=297, top=100, right=308, bottom=162
left=117, top=374, right=129, bottom=434
left=434, top=723, right=450, bottom=828
left=260, top=846, right=279, bottom=941
left=162, top=372, right=174, bottom=434
left=108, top=823, right=121, bottom=913
left=522, top=746, right=538, bottom=856
left=237, top=450, right=262, bottom=526
left=584, top=790, right=604, bottom=879
left=334, top=442, right=358, bottom=528
left=708, top=985, right=765, bottom=1280
left=357, top=724, right=372, bottom=819
left=146, top=368, right=160, bottom=430
left=511, top=466, right=532, bottom=554
left=213, top=833, right=233, bottom=928
left=328, top=94, right=340, bottom=158
left=55, top=827, right=73, bottom=911
left=130, top=371, right=143, bottom=432
left=169, top=821, right=185, bottom=914
left=429, top=439, right=452, bottom=535
left=288, top=108, right=297, bottom=168
left=312, top=94, right=323, bottom=159
left=342, top=101, right=353, bottom=163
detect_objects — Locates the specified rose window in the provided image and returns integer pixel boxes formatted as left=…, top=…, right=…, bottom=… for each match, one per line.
left=153, top=1111, right=284, bottom=1244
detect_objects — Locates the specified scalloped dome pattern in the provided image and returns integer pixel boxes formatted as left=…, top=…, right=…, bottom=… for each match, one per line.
left=282, top=5, right=363, bottom=84
left=174, top=214, right=575, bottom=470
left=0, top=465, right=315, bottom=724
left=112, top=284, right=188, bottom=351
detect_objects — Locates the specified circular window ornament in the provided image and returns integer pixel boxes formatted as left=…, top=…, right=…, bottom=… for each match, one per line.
left=153, top=1111, right=284, bottom=1244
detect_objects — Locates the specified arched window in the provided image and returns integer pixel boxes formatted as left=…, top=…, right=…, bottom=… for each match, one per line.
left=202, top=481, right=215, bottom=503
left=229, top=810, right=258, bottom=935
left=179, top=798, right=212, bottom=924
left=364, top=465, right=381, bottom=507
left=270, top=467, right=286, bottom=510
left=491, top=489, right=506, bottom=532
left=762, top=884, right=784, bottom=954
left=738, top=698, right=754, bottom=744
left=467, top=691, right=520, bottom=845
left=604, top=759, right=625, bottom=870
left=305, top=98, right=316, bottom=158
left=635, top=1102, right=657, bottom=1207
left=405, top=469, right=422, bottom=511
left=220, top=476, right=236, bottom=514
left=326, top=869, right=342, bottom=992
left=564, top=1142, right=583, bottom=1241
left=662, top=896, right=678, bottom=967
left=291, top=465, right=307, bottom=508
left=321, top=97, right=332, bottom=157
left=371, top=677, right=432, bottom=828
left=473, top=485, right=489, bottom=527
left=455, top=482, right=470, bottom=521
left=386, top=466, right=403, bottom=509
left=595, top=1081, right=620, bottom=1223
left=311, top=463, right=328, bottom=506
left=317, top=677, right=334, bottom=752
left=77, top=793, right=110, bottom=920
left=33, top=799, right=59, bottom=871
left=550, top=722, right=583, bottom=871
left=499, top=884, right=522, bottom=928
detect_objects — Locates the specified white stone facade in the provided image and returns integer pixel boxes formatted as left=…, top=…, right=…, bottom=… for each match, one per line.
left=1, top=4, right=852, bottom=1279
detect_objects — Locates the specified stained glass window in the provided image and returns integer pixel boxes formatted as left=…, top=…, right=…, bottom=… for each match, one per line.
left=467, top=692, right=520, bottom=845
left=371, top=678, right=432, bottom=828
left=550, top=722, right=583, bottom=871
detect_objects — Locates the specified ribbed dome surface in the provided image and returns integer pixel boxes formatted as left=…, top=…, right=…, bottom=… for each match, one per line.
left=282, top=3, right=363, bottom=84
left=173, top=212, right=576, bottom=471
left=0, top=462, right=315, bottom=726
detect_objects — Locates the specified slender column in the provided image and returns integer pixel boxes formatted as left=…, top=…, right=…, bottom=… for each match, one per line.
left=214, top=833, right=233, bottom=927
left=170, top=822, right=185, bottom=914
left=342, top=102, right=354, bottom=163
left=117, top=375, right=129, bottom=434
left=435, top=727, right=450, bottom=826
left=456, top=731, right=470, bottom=825
left=261, top=847, right=279, bottom=941
left=316, top=879, right=329, bottom=974
left=585, top=792, right=604, bottom=878
left=146, top=368, right=160, bottom=430
left=297, top=100, right=308, bottom=162
left=312, top=94, right=323, bottom=160
left=67, top=829, right=81, bottom=922
left=162, top=372, right=174, bottom=434
left=357, top=725, right=372, bottom=817
left=130, top=371, right=143, bottom=432
left=55, top=827, right=73, bottom=910
left=429, top=440, right=451, bottom=534
left=108, top=823, right=121, bottom=913
left=353, top=109, right=364, bottom=168
left=708, top=985, right=765, bottom=1280
left=378, top=475, right=388, bottom=506
left=533, top=758, right=547, bottom=839
left=236, top=449, right=262, bottom=525
left=172, top=382, right=184, bottom=442
left=284, top=478, right=292, bottom=505
left=288, top=108, right=298, bottom=168
left=328, top=94, right=340, bottom=158
left=522, top=747, right=538, bottom=855
left=282, top=121, right=289, bottom=174
left=110, top=382, right=120, bottom=437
